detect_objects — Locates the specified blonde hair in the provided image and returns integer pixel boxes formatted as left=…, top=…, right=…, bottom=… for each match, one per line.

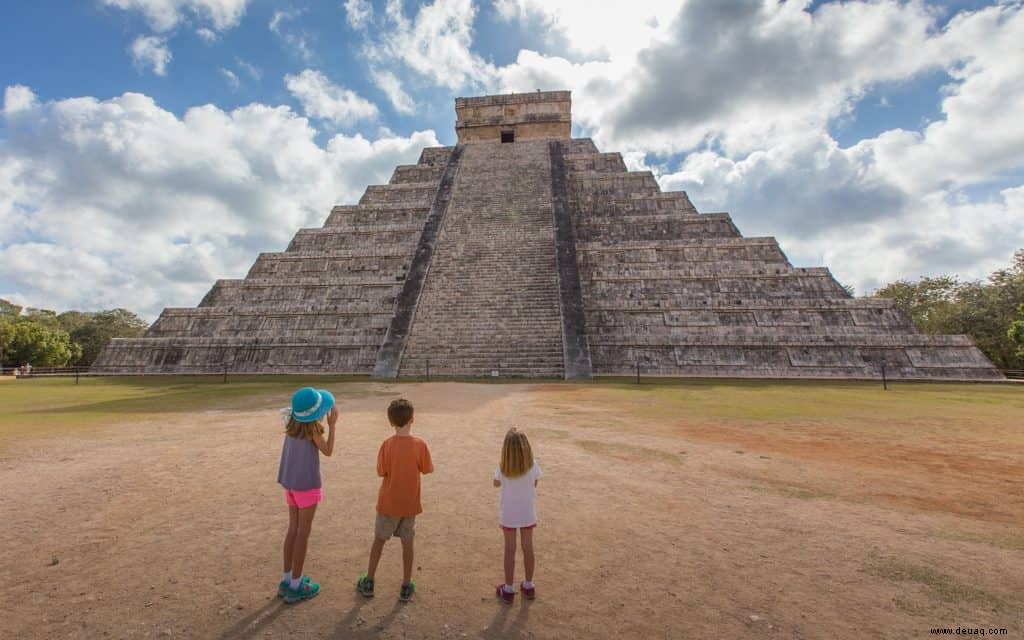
left=500, top=428, right=534, bottom=478
left=285, top=416, right=324, bottom=440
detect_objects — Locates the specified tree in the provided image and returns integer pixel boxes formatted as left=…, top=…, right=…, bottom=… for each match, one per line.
left=871, top=276, right=962, bottom=334
left=1010, top=304, right=1024, bottom=362
left=0, top=318, right=81, bottom=367
left=70, top=309, right=149, bottom=366
left=872, top=250, right=1024, bottom=370
left=0, top=298, right=22, bottom=317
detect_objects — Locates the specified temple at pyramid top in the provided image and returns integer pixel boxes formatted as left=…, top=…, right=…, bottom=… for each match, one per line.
left=93, top=90, right=1003, bottom=381
left=455, top=90, right=571, bottom=143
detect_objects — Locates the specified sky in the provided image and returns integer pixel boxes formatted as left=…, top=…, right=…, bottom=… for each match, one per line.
left=1, top=0, right=1023, bottom=320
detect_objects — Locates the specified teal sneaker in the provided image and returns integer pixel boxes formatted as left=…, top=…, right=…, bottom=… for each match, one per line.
left=399, top=580, right=416, bottom=602
left=356, top=573, right=375, bottom=598
left=278, top=575, right=309, bottom=598
left=284, top=578, right=320, bottom=604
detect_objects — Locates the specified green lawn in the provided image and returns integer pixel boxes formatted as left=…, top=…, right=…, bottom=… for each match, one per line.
left=2, top=375, right=1021, bottom=447
left=0, top=375, right=370, bottom=442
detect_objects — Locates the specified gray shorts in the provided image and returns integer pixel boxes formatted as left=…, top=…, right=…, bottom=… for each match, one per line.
left=375, top=514, right=416, bottom=541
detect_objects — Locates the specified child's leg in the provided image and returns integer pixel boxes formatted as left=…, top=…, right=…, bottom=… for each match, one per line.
left=502, top=528, right=517, bottom=586
left=283, top=505, right=299, bottom=573
left=290, top=504, right=318, bottom=579
left=366, top=538, right=386, bottom=580
left=400, top=536, right=414, bottom=584
left=520, top=528, right=535, bottom=583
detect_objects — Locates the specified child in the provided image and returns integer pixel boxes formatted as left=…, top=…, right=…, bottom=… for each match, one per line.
left=493, top=428, right=542, bottom=603
left=277, top=386, right=338, bottom=604
left=357, top=398, right=433, bottom=602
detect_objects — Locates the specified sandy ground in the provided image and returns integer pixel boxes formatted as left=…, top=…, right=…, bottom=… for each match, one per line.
left=1, top=382, right=1022, bottom=639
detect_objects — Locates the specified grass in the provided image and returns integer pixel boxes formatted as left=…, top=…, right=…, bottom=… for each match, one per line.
left=3, top=375, right=1022, bottom=452
left=537, top=378, right=1024, bottom=446
left=0, top=375, right=370, bottom=444
left=867, top=556, right=1004, bottom=610
left=573, top=438, right=680, bottom=465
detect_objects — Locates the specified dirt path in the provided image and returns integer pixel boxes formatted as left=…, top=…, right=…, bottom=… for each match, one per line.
left=1, top=382, right=1021, bottom=639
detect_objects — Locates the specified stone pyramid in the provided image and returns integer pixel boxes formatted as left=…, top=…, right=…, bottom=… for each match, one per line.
left=94, top=91, right=1001, bottom=380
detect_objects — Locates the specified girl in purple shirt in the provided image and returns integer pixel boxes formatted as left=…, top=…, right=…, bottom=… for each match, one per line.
left=276, top=387, right=338, bottom=604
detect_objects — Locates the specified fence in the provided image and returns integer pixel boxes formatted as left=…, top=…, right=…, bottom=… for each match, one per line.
left=4, top=364, right=1023, bottom=383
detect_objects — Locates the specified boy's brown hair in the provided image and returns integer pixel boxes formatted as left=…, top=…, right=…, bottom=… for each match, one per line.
left=285, top=416, right=324, bottom=440
left=500, top=428, right=534, bottom=478
left=388, top=398, right=414, bottom=427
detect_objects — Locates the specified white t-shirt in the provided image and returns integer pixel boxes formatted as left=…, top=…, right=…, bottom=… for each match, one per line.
left=494, top=461, right=542, bottom=528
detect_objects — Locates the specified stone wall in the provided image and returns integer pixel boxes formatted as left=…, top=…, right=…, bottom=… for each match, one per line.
left=564, top=142, right=1001, bottom=380
left=455, top=91, right=571, bottom=143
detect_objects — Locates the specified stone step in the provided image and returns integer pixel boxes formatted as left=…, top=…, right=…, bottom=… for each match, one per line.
left=389, top=164, right=445, bottom=184
left=418, top=146, right=456, bottom=166
left=358, top=183, right=439, bottom=207
left=287, top=228, right=421, bottom=252
left=564, top=152, right=627, bottom=174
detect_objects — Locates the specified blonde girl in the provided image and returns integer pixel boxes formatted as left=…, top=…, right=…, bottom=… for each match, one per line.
left=493, top=428, right=542, bottom=603
left=277, top=387, right=338, bottom=604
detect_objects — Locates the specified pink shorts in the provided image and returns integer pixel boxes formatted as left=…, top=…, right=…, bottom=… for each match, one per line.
left=284, top=487, right=323, bottom=509
left=500, top=523, right=536, bottom=531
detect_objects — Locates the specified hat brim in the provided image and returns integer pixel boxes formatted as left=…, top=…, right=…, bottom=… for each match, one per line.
left=292, top=389, right=335, bottom=423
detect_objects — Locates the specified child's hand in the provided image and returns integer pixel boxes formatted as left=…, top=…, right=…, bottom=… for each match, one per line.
left=327, top=406, right=340, bottom=428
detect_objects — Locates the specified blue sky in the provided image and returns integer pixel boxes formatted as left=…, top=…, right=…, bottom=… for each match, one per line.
left=1, top=0, right=1023, bottom=318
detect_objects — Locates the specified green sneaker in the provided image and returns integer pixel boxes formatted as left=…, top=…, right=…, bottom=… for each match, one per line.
left=284, top=578, right=320, bottom=604
left=357, top=573, right=375, bottom=598
left=278, top=575, right=309, bottom=598
left=399, top=580, right=416, bottom=602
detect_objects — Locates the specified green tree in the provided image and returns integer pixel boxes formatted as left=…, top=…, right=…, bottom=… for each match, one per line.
left=0, top=298, right=22, bottom=317
left=1009, top=304, right=1024, bottom=361
left=871, top=276, right=962, bottom=334
left=56, top=310, right=94, bottom=334
left=873, top=250, right=1024, bottom=369
left=1, top=318, right=81, bottom=367
left=70, top=309, right=149, bottom=366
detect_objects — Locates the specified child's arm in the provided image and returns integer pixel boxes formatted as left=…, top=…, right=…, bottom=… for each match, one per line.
left=377, top=443, right=387, bottom=477
left=311, top=406, right=339, bottom=456
left=419, top=442, right=434, bottom=475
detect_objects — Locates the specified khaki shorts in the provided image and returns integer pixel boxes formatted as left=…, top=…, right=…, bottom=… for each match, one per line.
left=375, top=514, right=416, bottom=541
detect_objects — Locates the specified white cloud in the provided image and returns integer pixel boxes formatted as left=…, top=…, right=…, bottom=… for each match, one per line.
left=102, top=0, right=250, bottom=32
left=362, top=0, right=495, bottom=90
left=344, top=0, right=373, bottom=30
left=196, top=26, right=217, bottom=42
left=129, top=35, right=172, bottom=76
left=219, top=68, right=239, bottom=90
left=371, top=70, right=415, bottom=115
left=494, top=0, right=678, bottom=60
left=269, top=9, right=314, bottom=62
left=235, top=57, right=261, bottom=81
left=0, top=87, right=439, bottom=317
left=285, top=69, right=379, bottom=126
left=3, top=85, right=38, bottom=116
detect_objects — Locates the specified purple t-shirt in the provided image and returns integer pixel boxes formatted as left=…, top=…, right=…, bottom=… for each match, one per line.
left=277, top=435, right=321, bottom=491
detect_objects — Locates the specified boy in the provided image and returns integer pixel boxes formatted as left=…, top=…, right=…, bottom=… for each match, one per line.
left=357, top=398, right=433, bottom=601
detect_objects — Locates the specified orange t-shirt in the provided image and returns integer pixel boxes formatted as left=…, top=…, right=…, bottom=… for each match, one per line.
left=376, top=434, right=434, bottom=516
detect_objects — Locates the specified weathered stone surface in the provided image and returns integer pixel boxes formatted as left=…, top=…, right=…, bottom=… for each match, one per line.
left=94, top=91, right=1003, bottom=381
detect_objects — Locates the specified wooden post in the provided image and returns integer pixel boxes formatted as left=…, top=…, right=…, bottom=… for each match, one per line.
left=75, top=368, right=80, bottom=385
left=635, top=360, right=640, bottom=385
left=881, top=362, right=888, bottom=391
left=426, top=359, right=430, bottom=381
left=223, top=364, right=229, bottom=384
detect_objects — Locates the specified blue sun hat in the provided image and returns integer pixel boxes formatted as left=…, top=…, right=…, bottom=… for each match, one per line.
left=289, top=387, right=335, bottom=423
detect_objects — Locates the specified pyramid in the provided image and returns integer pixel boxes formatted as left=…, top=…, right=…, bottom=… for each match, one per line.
left=93, top=91, right=1002, bottom=380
